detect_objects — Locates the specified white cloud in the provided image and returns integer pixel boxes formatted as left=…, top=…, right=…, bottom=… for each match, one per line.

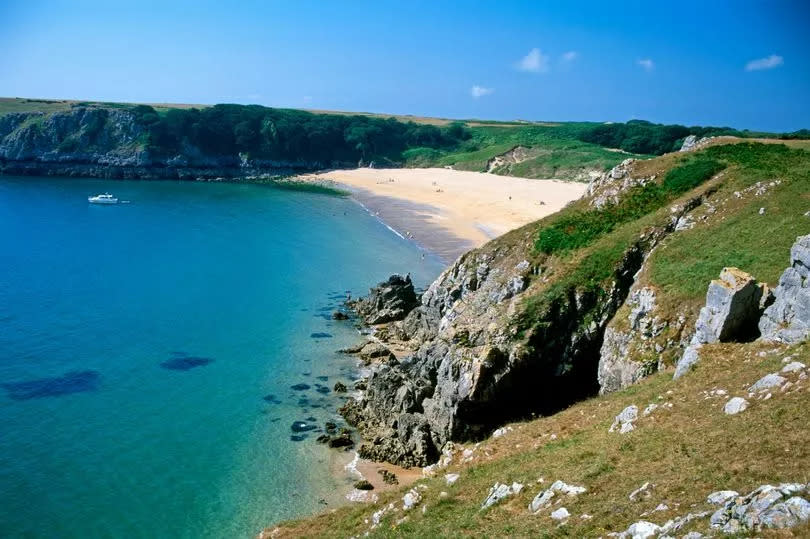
left=561, top=51, right=579, bottom=62
left=745, top=54, right=783, bottom=71
left=470, top=85, right=494, bottom=98
left=637, top=59, right=654, bottom=71
left=516, top=48, right=549, bottom=73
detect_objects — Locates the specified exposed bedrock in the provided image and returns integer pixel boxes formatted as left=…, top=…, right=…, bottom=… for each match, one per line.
left=759, top=234, right=810, bottom=344
left=350, top=274, right=419, bottom=325
left=342, top=165, right=706, bottom=466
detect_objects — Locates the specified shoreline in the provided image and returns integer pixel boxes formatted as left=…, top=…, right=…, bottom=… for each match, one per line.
left=296, top=167, right=588, bottom=262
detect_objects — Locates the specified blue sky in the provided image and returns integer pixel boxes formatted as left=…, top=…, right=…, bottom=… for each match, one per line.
left=1, top=0, right=808, bottom=131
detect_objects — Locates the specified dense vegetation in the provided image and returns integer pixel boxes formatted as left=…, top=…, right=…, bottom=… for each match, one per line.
left=129, top=104, right=471, bottom=165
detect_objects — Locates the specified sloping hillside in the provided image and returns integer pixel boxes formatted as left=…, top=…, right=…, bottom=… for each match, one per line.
left=2, top=97, right=806, bottom=182
left=266, top=141, right=810, bottom=537
left=269, top=342, right=809, bottom=538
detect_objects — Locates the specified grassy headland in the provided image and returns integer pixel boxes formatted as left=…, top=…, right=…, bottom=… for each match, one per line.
left=2, top=97, right=808, bottom=181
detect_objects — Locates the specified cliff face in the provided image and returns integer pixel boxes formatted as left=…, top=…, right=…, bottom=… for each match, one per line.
left=0, top=106, right=337, bottom=179
left=343, top=142, right=810, bottom=468
left=342, top=158, right=714, bottom=467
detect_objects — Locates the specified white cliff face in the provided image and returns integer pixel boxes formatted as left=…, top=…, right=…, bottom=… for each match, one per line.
left=759, top=234, right=810, bottom=344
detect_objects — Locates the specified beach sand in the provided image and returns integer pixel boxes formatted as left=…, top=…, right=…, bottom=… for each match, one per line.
left=297, top=168, right=588, bottom=262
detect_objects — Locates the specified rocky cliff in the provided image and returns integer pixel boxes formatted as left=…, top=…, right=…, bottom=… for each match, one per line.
left=0, top=105, right=347, bottom=180
left=341, top=142, right=810, bottom=468
left=341, top=155, right=718, bottom=466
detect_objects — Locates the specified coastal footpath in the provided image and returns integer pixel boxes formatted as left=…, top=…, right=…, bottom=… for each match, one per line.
left=269, top=140, right=810, bottom=537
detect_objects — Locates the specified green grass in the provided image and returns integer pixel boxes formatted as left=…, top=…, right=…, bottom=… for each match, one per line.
left=647, top=145, right=810, bottom=300
left=535, top=156, right=725, bottom=255
left=0, top=97, right=72, bottom=115
left=403, top=124, right=644, bottom=180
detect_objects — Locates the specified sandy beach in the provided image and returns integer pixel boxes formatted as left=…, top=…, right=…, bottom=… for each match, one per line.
left=297, top=168, right=587, bottom=262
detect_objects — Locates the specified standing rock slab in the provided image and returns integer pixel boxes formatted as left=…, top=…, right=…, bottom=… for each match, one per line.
left=675, top=267, right=764, bottom=379
left=759, top=234, right=810, bottom=344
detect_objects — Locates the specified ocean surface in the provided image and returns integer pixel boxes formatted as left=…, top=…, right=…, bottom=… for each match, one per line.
left=0, top=176, right=444, bottom=538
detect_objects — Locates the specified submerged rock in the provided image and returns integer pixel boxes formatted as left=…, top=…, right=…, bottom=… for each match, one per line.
left=291, top=420, right=317, bottom=433
left=160, top=355, right=214, bottom=371
left=2, top=370, right=101, bottom=400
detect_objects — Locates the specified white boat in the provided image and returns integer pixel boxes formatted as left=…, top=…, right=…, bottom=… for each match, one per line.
left=88, top=193, right=119, bottom=204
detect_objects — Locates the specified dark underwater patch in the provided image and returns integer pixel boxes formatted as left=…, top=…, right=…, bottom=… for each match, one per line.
left=291, top=420, right=317, bottom=433
left=316, top=375, right=328, bottom=381
left=160, top=355, right=214, bottom=371
left=310, top=332, right=332, bottom=339
left=290, top=434, right=308, bottom=442
left=263, top=394, right=282, bottom=404
left=291, top=383, right=310, bottom=391
left=2, top=370, right=100, bottom=400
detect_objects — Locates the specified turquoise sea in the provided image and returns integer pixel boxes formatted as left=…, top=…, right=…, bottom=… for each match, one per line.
left=0, top=176, right=444, bottom=538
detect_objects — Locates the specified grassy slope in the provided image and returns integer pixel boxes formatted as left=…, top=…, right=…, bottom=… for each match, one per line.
left=403, top=124, right=641, bottom=180
left=270, top=141, right=810, bottom=537
left=274, top=341, right=809, bottom=538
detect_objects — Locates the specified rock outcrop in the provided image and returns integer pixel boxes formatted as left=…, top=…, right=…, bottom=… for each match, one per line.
left=709, top=483, right=810, bottom=534
left=341, top=157, right=715, bottom=467
left=674, top=268, right=764, bottom=379
left=759, top=234, right=810, bottom=344
left=351, top=274, right=419, bottom=325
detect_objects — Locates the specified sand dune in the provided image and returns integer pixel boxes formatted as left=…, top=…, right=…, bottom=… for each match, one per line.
left=297, top=168, right=587, bottom=262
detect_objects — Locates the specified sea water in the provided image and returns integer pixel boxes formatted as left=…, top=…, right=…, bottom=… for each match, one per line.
left=0, top=176, right=444, bottom=538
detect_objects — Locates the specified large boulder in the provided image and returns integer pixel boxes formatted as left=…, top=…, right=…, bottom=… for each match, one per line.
left=353, top=274, right=419, bottom=325
left=759, top=234, right=810, bottom=344
left=692, top=267, right=763, bottom=344
left=675, top=268, right=763, bottom=379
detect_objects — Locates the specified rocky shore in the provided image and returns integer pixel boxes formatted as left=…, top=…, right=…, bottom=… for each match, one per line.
left=327, top=153, right=810, bottom=471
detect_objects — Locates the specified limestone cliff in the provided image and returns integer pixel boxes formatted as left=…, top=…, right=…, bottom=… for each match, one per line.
left=342, top=157, right=716, bottom=466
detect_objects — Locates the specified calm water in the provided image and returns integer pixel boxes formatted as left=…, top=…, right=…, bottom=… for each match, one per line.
left=0, top=176, right=443, bottom=538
